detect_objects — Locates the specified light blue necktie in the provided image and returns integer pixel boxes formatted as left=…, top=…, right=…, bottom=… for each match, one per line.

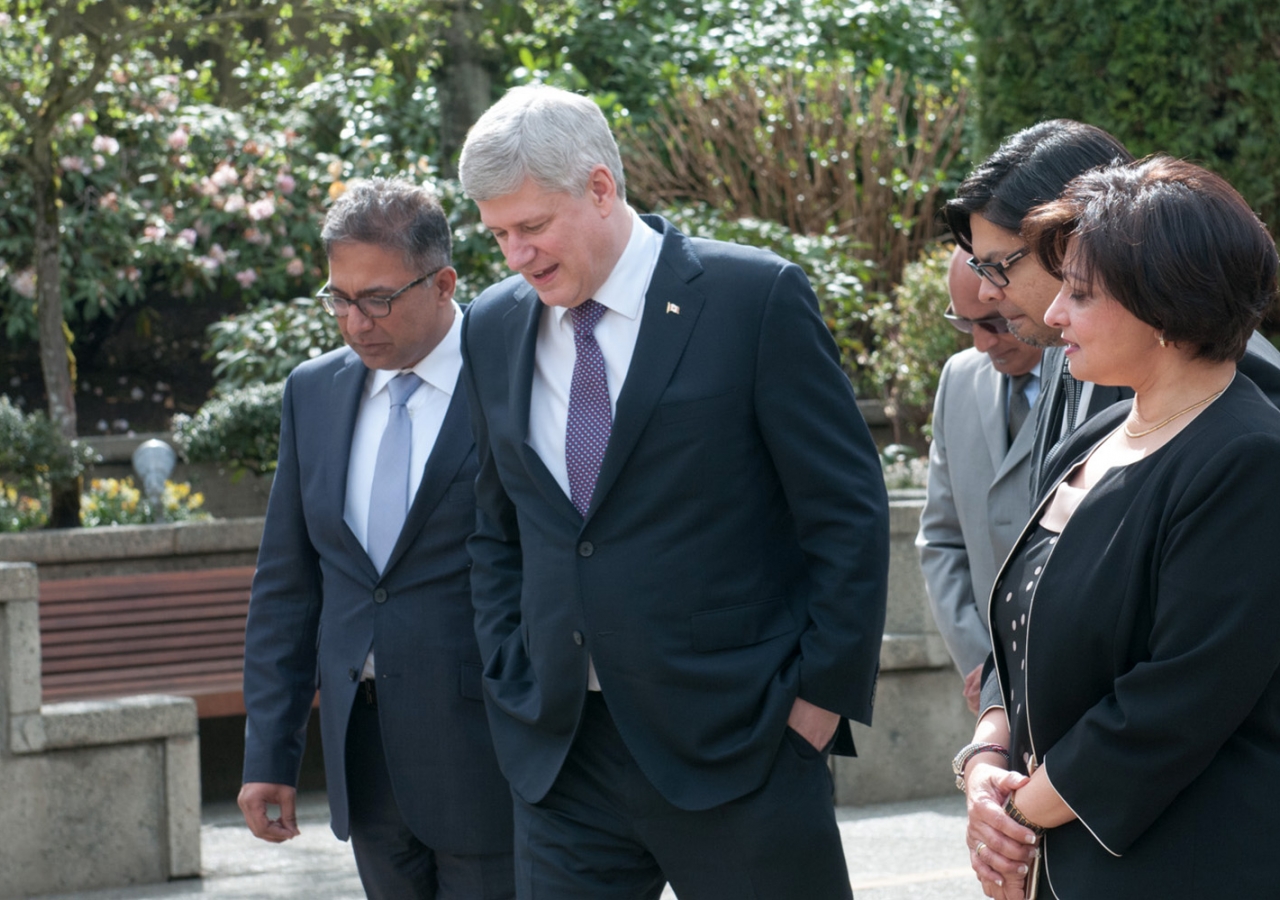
left=367, top=371, right=423, bottom=573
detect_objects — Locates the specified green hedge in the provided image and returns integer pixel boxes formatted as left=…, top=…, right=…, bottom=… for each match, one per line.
left=966, top=0, right=1280, bottom=236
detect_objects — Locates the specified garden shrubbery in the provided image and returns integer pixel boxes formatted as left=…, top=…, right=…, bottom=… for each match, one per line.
left=967, top=0, right=1280, bottom=241
left=172, top=381, right=287, bottom=478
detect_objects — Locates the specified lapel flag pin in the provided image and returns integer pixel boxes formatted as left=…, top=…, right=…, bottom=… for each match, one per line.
left=666, top=302, right=681, bottom=315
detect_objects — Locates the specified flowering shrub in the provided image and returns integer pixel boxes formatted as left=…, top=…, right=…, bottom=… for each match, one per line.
left=0, top=52, right=444, bottom=340
left=79, top=477, right=208, bottom=527
left=0, top=476, right=207, bottom=530
left=0, top=481, right=45, bottom=533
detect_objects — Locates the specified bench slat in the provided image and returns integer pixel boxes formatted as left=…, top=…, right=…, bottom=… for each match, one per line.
left=38, top=566, right=255, bottom=718
left=38, top=567, right=258, bottom=603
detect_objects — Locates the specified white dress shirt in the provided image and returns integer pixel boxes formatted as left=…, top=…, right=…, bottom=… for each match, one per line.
left=527, top=208, right=662, bottom=690
left=345, top=301, right=462, bottom=678
left=527, top=207, right=662, bottom=497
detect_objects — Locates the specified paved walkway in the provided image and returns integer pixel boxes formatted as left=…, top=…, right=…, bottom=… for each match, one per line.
left=46, top=793, right=984, bottom=900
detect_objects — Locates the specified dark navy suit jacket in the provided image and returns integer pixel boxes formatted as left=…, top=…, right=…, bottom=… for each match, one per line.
left=241, top=345, right=512, bottom=854
left=461, top=215, right=890, bottom=810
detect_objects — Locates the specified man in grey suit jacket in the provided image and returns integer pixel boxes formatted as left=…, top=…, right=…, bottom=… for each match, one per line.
left=238, top=179, right=513, bottom=899
left=918, top=248, right=1042, bottom=713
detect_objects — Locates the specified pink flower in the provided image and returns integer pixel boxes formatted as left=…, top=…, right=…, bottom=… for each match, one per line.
left=59, top=156, right=88, bottom=173
left=280, top=245, right=296, bottom=259
left=11, top=269, right=36, bottom=299
left=209, top=244, right=227, bottom=263
left=224, top=193, right=246, bottom=214
left=91, top=135, right=120, bottom=156
left=143, top=224, right=165, bottom=241
left=286, top=258, right=305, bottom=277
left=98, top=192, right=119, bottom=211
left=177, top=229, right=198, bottom=248
left=92, top=154, right=106, bottom=170
left=247, top=196, right=275, bottom=221
left=275, top=172, right=296, bottom=195
left=68, top=112, right=86, bottom=131
left=167, top=127, right=189, bottom=151
left=210, top=164, right=238, bottom=189
left=235, top=269, right=258, bottom=288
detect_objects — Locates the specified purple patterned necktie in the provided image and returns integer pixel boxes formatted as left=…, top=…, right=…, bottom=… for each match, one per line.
left=566, top=299, right=612, bottom=517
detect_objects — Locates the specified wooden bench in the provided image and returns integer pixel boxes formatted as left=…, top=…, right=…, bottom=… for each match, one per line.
left=38, top=566, right=256, bottom=718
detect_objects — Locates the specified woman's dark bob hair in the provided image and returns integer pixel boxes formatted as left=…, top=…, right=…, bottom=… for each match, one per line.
left=1022, top=156, right=1279, bottom=363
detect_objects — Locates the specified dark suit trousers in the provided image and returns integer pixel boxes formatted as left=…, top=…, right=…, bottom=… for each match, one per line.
left=345, top=686, right=515, bottom=900
left=512, top=692, right=852, bottom=900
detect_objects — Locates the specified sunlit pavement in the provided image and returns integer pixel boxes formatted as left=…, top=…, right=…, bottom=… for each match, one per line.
left=45, top=793, right=984, bottom=900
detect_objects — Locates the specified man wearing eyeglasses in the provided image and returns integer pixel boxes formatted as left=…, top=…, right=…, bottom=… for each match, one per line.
left=918, top=247, right=1043, bottom=714
left=944, top=119, right=1280, bottom=501
left=239, top=178, right=515, bottom=899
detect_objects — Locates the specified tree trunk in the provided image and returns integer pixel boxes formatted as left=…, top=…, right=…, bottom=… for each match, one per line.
left=31, top=128, right=82, bottom=527
left=436, top=0, right=493, bottom=178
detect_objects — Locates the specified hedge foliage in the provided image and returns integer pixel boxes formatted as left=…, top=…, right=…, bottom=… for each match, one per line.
left=966, top=0, right=1280, bottom=236
left=171, top=380, right=286, bottom=477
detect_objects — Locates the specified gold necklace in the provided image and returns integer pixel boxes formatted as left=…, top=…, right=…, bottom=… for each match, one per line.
left=1123, top=386, right=1227, bottom=438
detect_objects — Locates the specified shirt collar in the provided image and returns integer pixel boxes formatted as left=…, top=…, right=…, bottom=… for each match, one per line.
left=550, top=206, right=660, bottom=328
left=368, top=301, right=462, bottom=398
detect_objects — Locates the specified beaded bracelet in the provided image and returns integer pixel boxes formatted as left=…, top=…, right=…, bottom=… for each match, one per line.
left=951, top=741, right=1011, bottom=791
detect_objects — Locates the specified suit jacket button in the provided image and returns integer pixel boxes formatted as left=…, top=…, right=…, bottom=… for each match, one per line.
left=373, top=588, right=388, bottom=604
left=572, top=631, right=584, bottom=646
left=348, top=668, right=358, bottom=681
left=578, top=541, right=594, bottom=557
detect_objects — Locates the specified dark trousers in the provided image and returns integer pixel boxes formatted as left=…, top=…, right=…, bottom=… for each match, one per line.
left=345, top=683, right=515, bottom=900
left=513, top=692, right=853, bottom=900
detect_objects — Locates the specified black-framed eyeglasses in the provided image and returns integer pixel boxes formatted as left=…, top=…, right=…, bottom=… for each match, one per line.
left=966, top=249, right=1028, bottom=288
left=943, top=306, right=1011, bottom=335
left=316, top=267, right=443, bottom=319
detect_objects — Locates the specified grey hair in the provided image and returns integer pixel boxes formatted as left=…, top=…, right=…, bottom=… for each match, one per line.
left=458, top=85, right=626, bottom=201
left=321, top=177, right=451, bottom=272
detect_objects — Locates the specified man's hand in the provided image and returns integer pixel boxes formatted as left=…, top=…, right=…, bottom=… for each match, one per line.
left=239, top=782, right=300, bottom=843
left=963, top=664, right=984, bottom=715
left=787, top=696, right=840, bottom=752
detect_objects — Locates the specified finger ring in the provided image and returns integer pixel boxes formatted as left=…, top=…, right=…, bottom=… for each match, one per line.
left=975, top=841, right=987, bottom=856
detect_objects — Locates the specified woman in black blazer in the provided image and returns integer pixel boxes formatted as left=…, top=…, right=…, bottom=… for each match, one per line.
left=953, top=156, right=1280, bottom=899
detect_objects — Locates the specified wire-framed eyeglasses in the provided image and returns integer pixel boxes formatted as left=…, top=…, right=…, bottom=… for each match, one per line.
left=316, top=267, right=443, bottom=319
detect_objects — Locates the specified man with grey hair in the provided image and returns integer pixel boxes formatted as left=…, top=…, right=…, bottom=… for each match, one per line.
left=458, top=85, right=889, bottom=899
left=239, top=177, right=514, bottom=899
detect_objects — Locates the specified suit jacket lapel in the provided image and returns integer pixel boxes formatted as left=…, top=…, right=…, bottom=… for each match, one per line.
left=586, top=218, right=704, bottom=519
left=329, top=353, right=378, bottom=575
left=382, top=387, right=474, bottom=574
left=975, top=364, right=1007, bottom=475
left=504, top=283, right=580, bottom=521
left=993, top=373, right=1043, bottom=483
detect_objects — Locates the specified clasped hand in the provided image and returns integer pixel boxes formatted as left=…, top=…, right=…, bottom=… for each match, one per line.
left=965, top=763, right=1039, bottom=900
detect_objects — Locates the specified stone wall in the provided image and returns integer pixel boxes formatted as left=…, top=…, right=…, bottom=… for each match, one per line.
left=0, top=517, right=263, bottom=580
left=0, top=563, right=200, bottom=899
left=832, top=498, right=974, bottom=805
